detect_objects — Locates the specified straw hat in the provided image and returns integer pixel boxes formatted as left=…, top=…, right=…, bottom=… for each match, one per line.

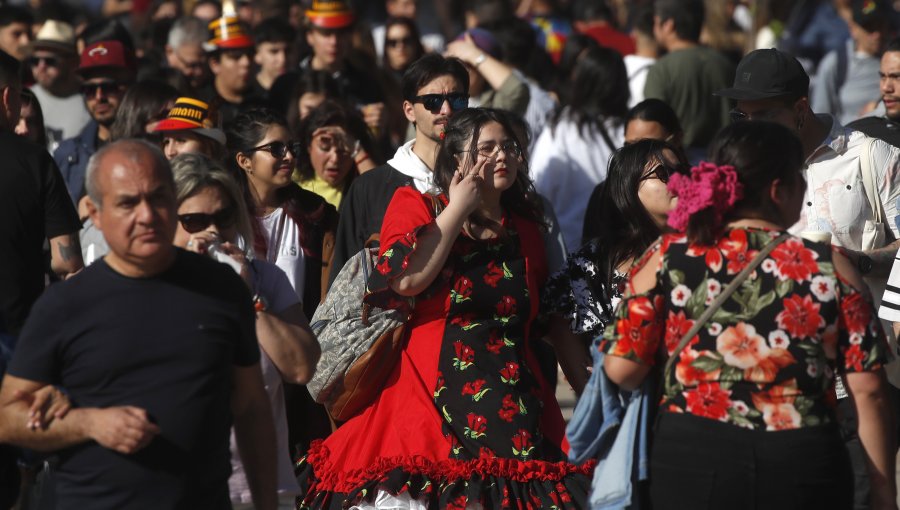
left=30, top=20, right=76, bottom=55
left=153, top=97, right=226, bottom=145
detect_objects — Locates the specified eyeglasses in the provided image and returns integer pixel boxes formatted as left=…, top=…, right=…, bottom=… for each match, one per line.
left=386, top=36, right=415, bottom=49
left=27, top=55, right=58, bottom=68
left=178, top=207, right=236, bottom=234
left=81, top=81, right=124, bottom=97
left=413, top=93, right=468, bottom=113
left=172, top=50, right=206, bottom=71
left=640, top=162, right=689, bottom=183
left=245, top=140, right=301, bottom=159
left=313, top=132, right=359, bottom=157
left=729, top=107, right=784, bottom=123
left=461, top=140, right=522, bottom=159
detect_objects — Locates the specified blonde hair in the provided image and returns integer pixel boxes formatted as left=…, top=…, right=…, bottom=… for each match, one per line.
left=170, top=152, right=255, bottom=253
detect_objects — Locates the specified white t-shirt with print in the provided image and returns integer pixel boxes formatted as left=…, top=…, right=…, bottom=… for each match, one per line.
left=258, top=207, right=307, bottom=300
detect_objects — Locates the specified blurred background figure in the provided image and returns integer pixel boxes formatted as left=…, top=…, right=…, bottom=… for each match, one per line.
left=294, top=100, right=376, bottom=209
left=251, top=17, right=296, bottom=101
left=285, top=70, right=340, bottom=136
left=531, top=45, right=628, bottom=251
left=16, top=88, right=48, bottom=148
left=108, top=78, right=178, bottom=141
left=27, top=20, right=90, bottom=152
left=165, top=16, right=210, bottom=95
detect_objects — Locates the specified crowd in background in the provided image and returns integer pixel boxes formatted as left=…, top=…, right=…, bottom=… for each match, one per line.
left=0, top=0, right=899, bottom=509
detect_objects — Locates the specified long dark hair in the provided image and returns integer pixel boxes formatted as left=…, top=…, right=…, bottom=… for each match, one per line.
left=109, top=79, right=179, bottom=142
left=382, top=16, right=425, bottom=71
left=687, top=121, right=804, bottom=245
left=552, top=45, right=628, bottom=149
left=286, top=70, right=340, bottom=137
left=433, top=108, right=544, bottom=228
left=588, top=139, right=685, bottom=289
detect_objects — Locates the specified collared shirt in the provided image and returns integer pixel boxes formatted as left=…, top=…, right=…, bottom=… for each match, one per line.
left=789, top=114, right=900, bottom=250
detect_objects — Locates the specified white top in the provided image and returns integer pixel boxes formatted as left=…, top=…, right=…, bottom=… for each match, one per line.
left=258, top=207, right=307, bottom=301
left=229, top=260, right=303, bottom=502
left=530, top=110, right=625, bottom=250
left=386, top=139, right=439, bottom=193
left=624, top=54, right=656, bottom=108
left=788, top=114, right=900, bottom=249
left=30, top=84, right=92, bottom=153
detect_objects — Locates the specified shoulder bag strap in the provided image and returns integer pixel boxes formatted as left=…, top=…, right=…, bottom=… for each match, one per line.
left=663, top=233, right=790, bottom=381
left=859, top=137, right=890, bottom=234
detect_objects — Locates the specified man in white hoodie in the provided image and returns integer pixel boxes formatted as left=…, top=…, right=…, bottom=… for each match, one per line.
left=329, top=54, right=470, bottom=284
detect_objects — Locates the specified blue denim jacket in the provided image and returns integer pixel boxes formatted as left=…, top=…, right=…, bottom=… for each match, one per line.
left=566, top=338, right=651, bottom=509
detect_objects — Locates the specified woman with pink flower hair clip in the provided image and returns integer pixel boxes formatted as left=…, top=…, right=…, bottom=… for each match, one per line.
left=601, top=121, right=896, bottom=509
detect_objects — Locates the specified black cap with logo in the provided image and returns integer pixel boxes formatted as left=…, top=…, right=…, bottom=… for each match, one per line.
left=714, top=48, right=810, bottom=101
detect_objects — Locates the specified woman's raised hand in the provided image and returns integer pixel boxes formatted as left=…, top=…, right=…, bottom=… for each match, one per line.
left=447, top=155, right=489, bottom=216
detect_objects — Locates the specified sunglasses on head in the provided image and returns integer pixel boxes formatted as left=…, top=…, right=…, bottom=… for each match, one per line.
left=81, top=81, right=123, bottom=97
left=178, top=207, right=236, bottom=234
left=245, top=140, right=302, bottom=159
left=386, top=36, right=415, bottom=48
left=641, top=162, right=690, bottom=183
left=413, top=93, right=468, bottom=113
left=314, top=132, right=360, bottom=156
left=27, top=55, right=58, bottom=68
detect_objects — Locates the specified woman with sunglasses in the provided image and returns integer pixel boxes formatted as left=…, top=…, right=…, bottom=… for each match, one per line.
left=296, top=108, right=592, bottom=509
left=295, top=101, right=378, bottom=209
left=226, top=107, right=336, bottom=464
left=381, top=17, right=426, bottom=81
left=603, top=121, right=896, bottom=509
left=169, top=153, right=320, bottom=510
left=543, top=139, right=685, bottom=394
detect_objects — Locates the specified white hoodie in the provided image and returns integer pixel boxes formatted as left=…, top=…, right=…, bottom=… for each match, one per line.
left=386, top=139, right=439, bottom=194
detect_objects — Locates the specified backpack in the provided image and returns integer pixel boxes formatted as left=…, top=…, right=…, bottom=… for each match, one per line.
left=307, top=239, right=409, bottom=422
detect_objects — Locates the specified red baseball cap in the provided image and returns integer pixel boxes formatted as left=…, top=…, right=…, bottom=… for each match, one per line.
left=77, top=40, right=135, bottom=75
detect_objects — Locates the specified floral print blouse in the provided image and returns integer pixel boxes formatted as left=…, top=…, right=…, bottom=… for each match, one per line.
left=600, top=227, right=887, bottom=431
left=541, top=239, right=626, bottom=335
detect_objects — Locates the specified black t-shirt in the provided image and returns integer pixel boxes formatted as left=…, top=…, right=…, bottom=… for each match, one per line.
left=0, top=132, right=80, bottom=336
left=9, top=249, right=259, bottom=509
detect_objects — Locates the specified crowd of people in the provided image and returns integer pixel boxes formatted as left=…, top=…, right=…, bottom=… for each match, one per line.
left=0, top=0, right=899, bottom=508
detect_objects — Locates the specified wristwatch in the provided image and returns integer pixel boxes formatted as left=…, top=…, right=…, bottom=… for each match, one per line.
left=857, top=254, right=874, bottom=275
left=473, top=53, right=487, bottom=67
left=253, top=294, right=269, bottom=313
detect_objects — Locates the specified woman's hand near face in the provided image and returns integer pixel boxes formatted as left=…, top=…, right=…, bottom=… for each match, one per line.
left=447, top=155, right=489, bottom=217
left=183, top=231, right=220, bottom=255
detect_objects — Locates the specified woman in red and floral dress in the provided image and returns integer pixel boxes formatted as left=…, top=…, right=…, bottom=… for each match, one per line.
left=296, top=108, right=593, bottom=509
left=602, top=121, right=896, bottom=509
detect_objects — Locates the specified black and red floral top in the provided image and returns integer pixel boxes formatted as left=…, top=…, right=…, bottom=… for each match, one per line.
left=600, top=227, right=887, bottom=430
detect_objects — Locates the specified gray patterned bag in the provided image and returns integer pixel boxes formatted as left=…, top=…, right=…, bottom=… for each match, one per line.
left=307, top=243, right=409, bottom=421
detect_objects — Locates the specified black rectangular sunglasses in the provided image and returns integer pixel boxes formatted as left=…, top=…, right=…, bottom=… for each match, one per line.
left=413, top=93, right=468, bottom=113
left=178, top=207, right=237, bottom=234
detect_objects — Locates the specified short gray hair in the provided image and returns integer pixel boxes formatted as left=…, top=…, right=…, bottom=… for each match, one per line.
left=167, top=16, right=208, bottom=49
left=85, top=139, right=173, bottom=209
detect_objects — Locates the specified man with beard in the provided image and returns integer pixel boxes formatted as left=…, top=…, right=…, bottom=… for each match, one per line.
left=54, top=40, right=135, bottom=205
left=329, top=53, right=469, bottom=283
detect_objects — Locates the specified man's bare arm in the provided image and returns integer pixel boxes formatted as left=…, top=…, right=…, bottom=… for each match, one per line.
left=0, top=374, right=159, bottom=453
left=49, top=232, right=83, bottom=279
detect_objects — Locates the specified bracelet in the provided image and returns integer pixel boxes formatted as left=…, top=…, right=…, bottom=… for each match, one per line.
left=473, top=53, right=487, bottom=67
left=253, top=294, right=269, bottom=313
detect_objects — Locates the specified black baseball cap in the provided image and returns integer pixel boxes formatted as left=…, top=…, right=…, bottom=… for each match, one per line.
left=853, top=0, right=892, bottom=32
left=714, top=49, right=810, bottom=101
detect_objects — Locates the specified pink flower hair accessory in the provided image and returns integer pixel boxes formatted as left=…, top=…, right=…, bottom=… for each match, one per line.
left=666, top=161, right=744, bottom=232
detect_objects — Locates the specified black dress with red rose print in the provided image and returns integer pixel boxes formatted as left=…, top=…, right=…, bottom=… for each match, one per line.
left=295, top=188, right=591, bottom=510
left=432, top=228, right=557, bottom=462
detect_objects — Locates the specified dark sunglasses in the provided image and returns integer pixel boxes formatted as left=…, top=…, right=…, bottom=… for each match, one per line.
left=641, top=162, right=689, bottom=183
left=386, top=36, right=415, bottom=48
left=178, top=207, right=237, bottom=234
left=81, top=81, right=123, bottom=97
left=413, top=93, right=468, bottom=113
left=245, top=141, right=302, bottom=159
left=27, top=55, right=59, bottom=68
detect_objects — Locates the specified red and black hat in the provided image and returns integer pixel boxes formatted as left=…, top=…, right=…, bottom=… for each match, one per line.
left=153, top=97, right=226, bottom=145
left=204, top=14, right=254, bottom=52
left=305, top=0, right=355, bottom=29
